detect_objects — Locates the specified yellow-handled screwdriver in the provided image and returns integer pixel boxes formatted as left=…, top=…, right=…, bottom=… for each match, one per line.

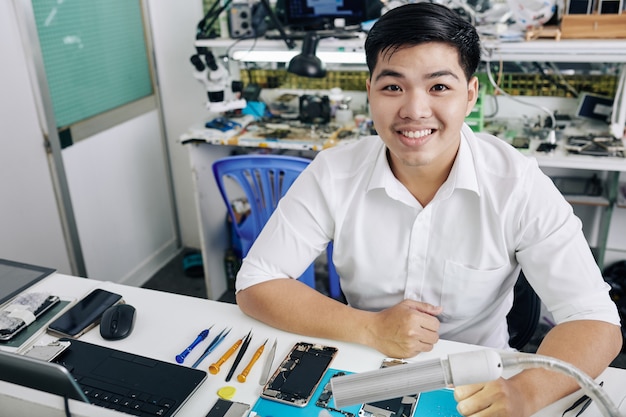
left=237, top=339, right=268, bottom=382
left=209, top=336, right=243, bottom=375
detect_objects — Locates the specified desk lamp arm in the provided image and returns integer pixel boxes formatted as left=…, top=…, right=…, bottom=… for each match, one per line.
left=332, top=350, right=622, bottom=417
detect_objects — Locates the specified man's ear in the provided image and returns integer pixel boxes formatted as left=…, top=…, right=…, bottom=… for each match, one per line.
left=465, top=76, right=479, bottom=117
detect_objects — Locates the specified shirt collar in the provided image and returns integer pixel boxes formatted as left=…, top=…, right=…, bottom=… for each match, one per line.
left=367, top=124, right=481, bottom=199
left=449, top=125, right=480, bottom=196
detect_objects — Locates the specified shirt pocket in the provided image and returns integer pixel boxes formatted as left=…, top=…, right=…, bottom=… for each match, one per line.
left=439, top=260, right=507, bottom=321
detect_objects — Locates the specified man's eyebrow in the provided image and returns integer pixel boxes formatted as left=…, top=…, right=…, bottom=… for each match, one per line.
left=427, top=70, right=460, bottom=81
left=373, top=69, right=404, bottom=82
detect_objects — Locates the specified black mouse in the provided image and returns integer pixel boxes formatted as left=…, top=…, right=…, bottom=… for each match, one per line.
left=100, top=304, right=136, bottom=340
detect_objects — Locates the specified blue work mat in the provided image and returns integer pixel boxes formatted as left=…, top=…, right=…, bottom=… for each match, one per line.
left=251, top=368, right=361, bottom=417
left=251, top=368, right=463, bottom=416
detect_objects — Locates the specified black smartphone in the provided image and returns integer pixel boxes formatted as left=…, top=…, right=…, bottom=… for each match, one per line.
left=47, top=289, right=123, bottom=338
left=261, top=341, right=338, bottom=407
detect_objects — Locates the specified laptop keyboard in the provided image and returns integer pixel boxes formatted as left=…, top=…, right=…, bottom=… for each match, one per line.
left=78, top=375, right=176, bottom=416
left=51, top=338, right=207, bottom=417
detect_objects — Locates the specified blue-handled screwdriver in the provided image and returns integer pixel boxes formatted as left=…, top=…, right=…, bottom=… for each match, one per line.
left=176, top=325, right=213, bottom=364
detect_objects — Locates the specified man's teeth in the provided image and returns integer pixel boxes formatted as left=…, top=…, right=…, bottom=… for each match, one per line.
left=402, top=129, right=432, bottom=138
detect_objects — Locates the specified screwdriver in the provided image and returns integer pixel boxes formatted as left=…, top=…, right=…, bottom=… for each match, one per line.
left=209, top=333, right=245, bottom=374
left=237, top=339, right=267, bottom=383
left=176, top=325, right=213, bottom=364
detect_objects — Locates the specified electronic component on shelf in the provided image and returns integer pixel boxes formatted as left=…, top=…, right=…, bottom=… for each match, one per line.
left=564, top=135, right=625, bottom=157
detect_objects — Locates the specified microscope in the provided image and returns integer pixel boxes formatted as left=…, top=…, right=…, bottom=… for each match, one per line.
left=190, top=50, right=246, bottom=114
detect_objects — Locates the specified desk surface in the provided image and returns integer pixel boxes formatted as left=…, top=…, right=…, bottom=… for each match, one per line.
left=2, top=274, right=625, bottom=417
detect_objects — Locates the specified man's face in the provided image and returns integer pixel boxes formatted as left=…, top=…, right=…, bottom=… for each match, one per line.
left=366, top=42, right=478, bottom=174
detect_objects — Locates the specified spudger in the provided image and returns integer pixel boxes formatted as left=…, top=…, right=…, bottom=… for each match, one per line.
left=191, top=327, right=231, bottom=369
left=224, top=330, right=253, bottom=382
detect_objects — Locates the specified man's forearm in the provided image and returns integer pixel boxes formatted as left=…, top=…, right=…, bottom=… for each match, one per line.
left=509, top=320, right=622, bottom=415
left=236, top=278, right=373, bottom=345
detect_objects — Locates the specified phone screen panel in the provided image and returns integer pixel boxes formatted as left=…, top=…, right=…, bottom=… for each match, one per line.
left=47, top=289, right=123, bottom=338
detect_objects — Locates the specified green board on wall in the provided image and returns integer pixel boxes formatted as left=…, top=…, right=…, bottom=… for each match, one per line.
left=31, top=0, right=153, bottom=128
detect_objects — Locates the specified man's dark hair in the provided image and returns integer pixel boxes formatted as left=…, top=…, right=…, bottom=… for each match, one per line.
left=365, top=2, right=481, bottom=81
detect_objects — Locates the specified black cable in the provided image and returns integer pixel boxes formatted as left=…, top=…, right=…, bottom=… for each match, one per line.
left=64, top=396, right=72, bottom=417
left=197, top=0, right=234, bottom=40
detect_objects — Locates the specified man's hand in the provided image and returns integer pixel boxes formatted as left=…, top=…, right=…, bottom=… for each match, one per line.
left=366, top=299, right=443, bottom=358
left=454, top=379, right=530, bottom=417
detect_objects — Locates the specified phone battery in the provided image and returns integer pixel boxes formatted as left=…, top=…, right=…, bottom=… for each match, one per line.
left=205, top=398, right=249, bottom=417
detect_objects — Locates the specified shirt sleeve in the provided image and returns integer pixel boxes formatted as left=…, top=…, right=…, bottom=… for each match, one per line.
left=515, top=162, right=621, bottom=327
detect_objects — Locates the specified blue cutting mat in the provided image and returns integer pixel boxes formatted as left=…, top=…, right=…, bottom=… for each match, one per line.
left=415, top=389, right=463, bottom=416
left=251, top=368, right=361, bottom=417
left=251, top=368, right=463, bottom=417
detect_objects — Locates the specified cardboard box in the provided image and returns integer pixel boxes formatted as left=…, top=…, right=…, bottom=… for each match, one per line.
left=561, top=13, right=626, bottom=38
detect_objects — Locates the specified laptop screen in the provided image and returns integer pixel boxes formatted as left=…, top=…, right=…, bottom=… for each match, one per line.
left=0, top=348, right=88, bottom=402
left=1, top=338, right=207, bottom=416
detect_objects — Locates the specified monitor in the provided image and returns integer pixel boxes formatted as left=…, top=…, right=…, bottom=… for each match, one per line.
left=280, top=0, right=373, bottom=30
left=576, top=92, right=613, bottom=122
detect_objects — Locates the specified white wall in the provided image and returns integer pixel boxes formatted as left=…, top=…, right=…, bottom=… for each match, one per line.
left=1, top=0, right=180, bottom=286
left=0, top=0, right=71, bottom=273
left=61, top=111, right=177, bottom=286
left=145, top=0, right=208, bottom=251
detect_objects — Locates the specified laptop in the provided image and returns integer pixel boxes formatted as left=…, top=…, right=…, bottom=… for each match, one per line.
left=0, top=338, right=207, bottom=417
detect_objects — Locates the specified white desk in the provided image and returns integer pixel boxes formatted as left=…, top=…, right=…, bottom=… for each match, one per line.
left=1, top=274, right=625, bottom=417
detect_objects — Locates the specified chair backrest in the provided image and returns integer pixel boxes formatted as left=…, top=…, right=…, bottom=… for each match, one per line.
left=507, top=271, right=541, bottom=350
left=213, top=154, right=310, bottom=256
left=212, top=154, right=342, bottom=299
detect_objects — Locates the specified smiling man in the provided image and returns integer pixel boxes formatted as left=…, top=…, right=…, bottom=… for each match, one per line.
left=235, top=3, right=622, bottom=416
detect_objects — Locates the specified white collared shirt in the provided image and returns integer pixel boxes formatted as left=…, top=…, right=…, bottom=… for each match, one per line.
left=237, top=124, right=620, bottom=349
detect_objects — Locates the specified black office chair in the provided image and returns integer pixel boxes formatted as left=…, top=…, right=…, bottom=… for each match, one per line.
left=507, top=271, right=541, bottom=351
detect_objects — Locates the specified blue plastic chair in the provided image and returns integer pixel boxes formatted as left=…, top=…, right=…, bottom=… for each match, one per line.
left=212, top=154, right=342, bottom=300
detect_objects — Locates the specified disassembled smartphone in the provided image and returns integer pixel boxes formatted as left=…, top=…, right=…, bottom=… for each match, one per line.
left=316, top=370, right=355, bottom=417
left=358, top=359, right=419, bottom=417
left=47, top=289, right=123, bottom=338
left=261, top=341, right=338, bottom=407
left=0, top=295, right=60, bottom=341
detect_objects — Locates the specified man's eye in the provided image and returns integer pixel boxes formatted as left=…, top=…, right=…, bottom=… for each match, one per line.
left=383, top=85, right=402, bottom=92
left=432, top=84, right=448, bottom=92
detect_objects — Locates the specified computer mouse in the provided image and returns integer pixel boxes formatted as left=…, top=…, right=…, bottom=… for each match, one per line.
left=99, top=304, right=136, bottom=340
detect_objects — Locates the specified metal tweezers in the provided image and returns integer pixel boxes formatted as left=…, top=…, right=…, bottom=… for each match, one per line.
left=562, top=381, right=604, bottom=417
left=191, top=327, right=232, bottom=369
